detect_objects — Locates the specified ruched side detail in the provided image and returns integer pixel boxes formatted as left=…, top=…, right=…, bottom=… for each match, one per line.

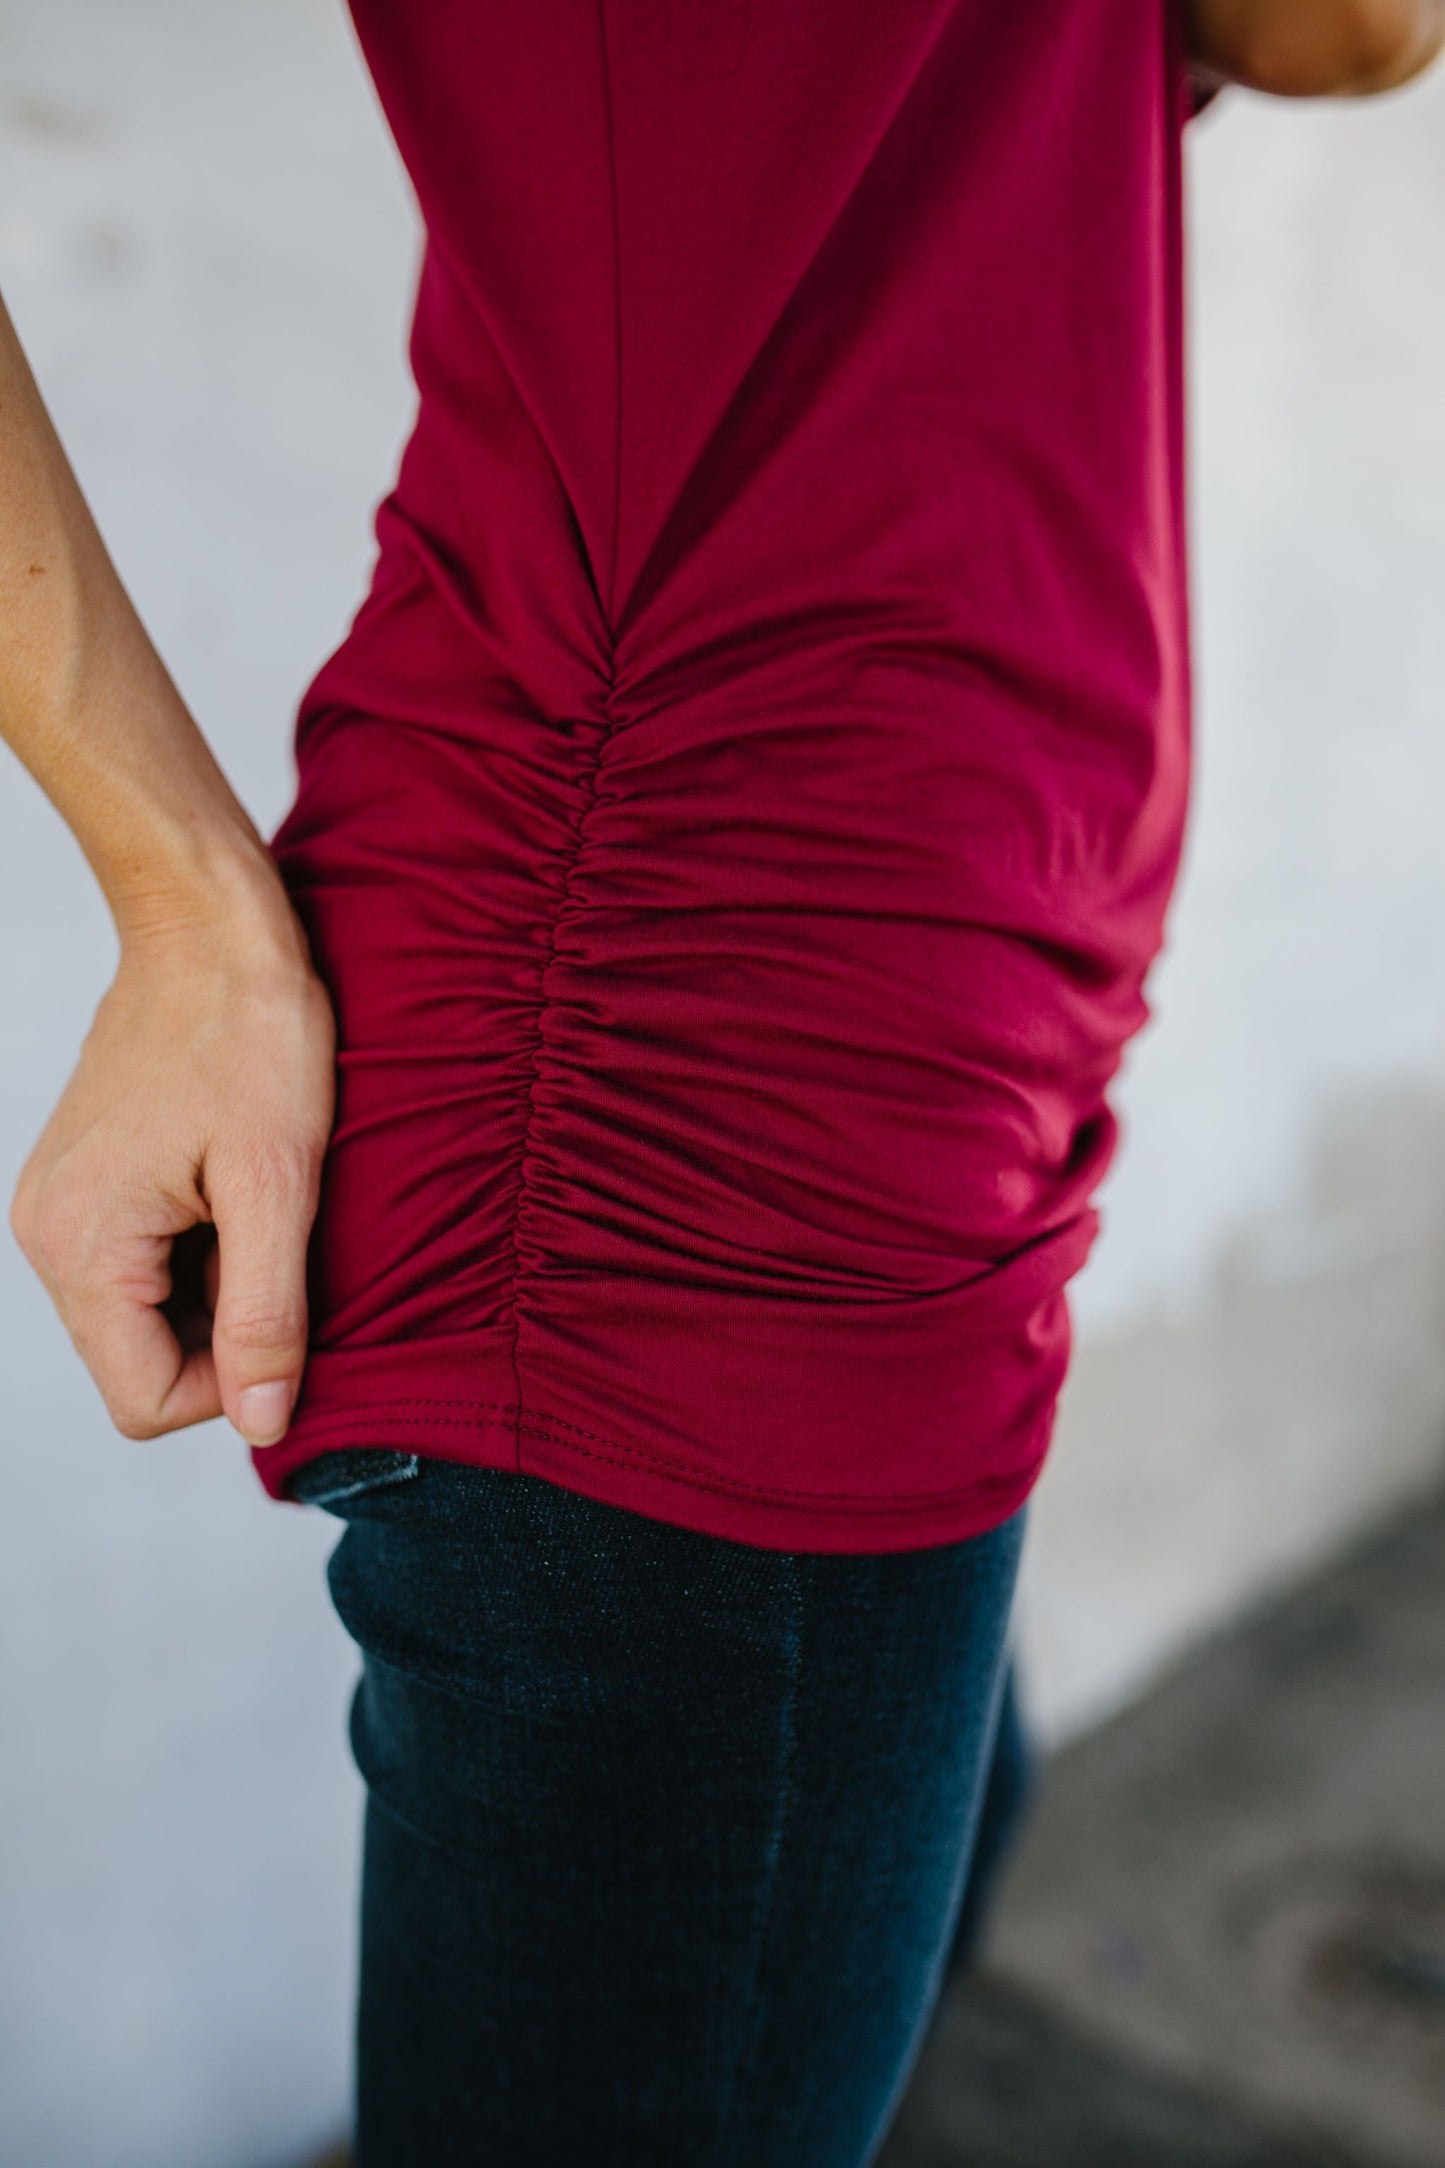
left=257, top=0, right=1202, bottom=1552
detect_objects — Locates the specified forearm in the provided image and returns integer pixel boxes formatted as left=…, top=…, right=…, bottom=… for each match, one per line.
left=1187, top=0, right=1445, bottom=94
left=0, top=289, right=287, bottom=946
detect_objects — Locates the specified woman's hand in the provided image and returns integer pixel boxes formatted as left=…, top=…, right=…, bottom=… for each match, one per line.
left=0, top=282, right=341, bottom=1453
left=10, top=881, right=336, bottom=1448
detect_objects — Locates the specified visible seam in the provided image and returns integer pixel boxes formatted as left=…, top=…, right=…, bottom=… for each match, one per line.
left=616, top=0, right=966, bottom=639
left=502, top=0, right=625, bottom=1469
left=855, top=1567, right=1024, bottom=2168
left=597, top=0, right=624, bottom=630
left=501, top=704, right=623, bottom=1473
left=518, top=1420, right=1031, bottom=1515
left=281, top=1394, right=1040, bottom=1511
left=714, top=1556, right=804, bottom=2164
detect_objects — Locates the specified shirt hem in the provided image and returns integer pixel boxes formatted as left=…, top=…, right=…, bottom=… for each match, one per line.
left=253, top=1382, right=1043, bottom=1555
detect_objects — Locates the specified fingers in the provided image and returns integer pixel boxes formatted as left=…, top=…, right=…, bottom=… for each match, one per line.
left=9, top=935, right=336, bottom=1454
left=82, top=1286, right=224, bottom=1437
left=204, top=1139, right=321, bottom=1448
left=12, top=1177, right=224, bottom=1437
left=11, top=1132, right=323, bottom=1450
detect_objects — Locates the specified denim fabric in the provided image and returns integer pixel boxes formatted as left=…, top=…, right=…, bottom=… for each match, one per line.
left=291, top=1445, right=1028, bottom=2167
left=947, top=1660, right=1037, bottom=1970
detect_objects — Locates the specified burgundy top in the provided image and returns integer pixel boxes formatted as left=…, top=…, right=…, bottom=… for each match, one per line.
left=257, top=0, right=1209, bottom=1550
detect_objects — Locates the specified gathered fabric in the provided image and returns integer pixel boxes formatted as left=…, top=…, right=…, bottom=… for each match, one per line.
left=258, top=0, right=1201, bottom=1552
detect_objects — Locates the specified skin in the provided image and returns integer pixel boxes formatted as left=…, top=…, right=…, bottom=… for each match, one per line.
left=1187, top=0, right=1445, bottom=94
left=4, top=6, right=1444, bottom=1461
left=2, top=292, right=335, bottom=1450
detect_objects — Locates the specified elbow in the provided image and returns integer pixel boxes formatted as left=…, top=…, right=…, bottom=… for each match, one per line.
left=1329, top=2, right=1445, bottom=93
left=1218, top=1, right=1445, bottom=97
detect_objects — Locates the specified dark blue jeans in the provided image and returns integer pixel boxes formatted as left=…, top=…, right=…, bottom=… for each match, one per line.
left=289, top=1445, right=1030, bottom=2168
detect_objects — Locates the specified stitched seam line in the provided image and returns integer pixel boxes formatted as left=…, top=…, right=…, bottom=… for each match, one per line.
left=283, top=1393, right=1034, bottom=1513
left=715, top=1556, right=803, bottom=2163
left=281, top=1396, right=1026, bottom=1517
left=498, top=740, right=622, bottom=1475
left=501, top=0, right=625, bottom=1472
left=598, top=0, right=623, bottom=631
left=521, top=1424, right=1029, bottom=1516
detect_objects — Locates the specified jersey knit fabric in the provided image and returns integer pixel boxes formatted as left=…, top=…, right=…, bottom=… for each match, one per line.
left=256, top=0, right=1208, bottom=1552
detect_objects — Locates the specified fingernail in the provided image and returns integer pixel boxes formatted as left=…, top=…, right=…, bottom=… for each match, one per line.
left=236, top=1380, right=293, bottom=1447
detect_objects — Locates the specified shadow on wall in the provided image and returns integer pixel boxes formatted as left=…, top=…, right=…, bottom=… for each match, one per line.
left=1019, top=1079, right=1445, bottom=1740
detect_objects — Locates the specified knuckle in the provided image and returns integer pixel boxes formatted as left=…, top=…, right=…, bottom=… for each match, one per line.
left=30, top=1192, right=91, bottom=1282
left=220, top=1132, right=324, bottom=1208
left=221, top=1298, right=308, bottom=1355
left=110, top=1400, right=163, bottom=1443
left=96, top=1365, right=165, bottom=1442
left=257, top=1131, right=320, bottom=1185
left=8, top=1179, right=36, bottom=1259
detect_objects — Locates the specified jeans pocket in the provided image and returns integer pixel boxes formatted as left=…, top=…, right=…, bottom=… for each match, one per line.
left=286, top=1445, right=422, bottom=1513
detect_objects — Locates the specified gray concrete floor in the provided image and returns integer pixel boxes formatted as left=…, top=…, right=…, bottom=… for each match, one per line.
left=882, top=1484, right=1445, bottom=2166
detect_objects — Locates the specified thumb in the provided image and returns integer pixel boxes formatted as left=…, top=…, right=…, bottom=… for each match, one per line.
left=207, top=1144, right=317, bottom=1448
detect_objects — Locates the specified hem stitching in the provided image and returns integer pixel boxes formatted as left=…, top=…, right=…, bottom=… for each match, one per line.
left=280, top=1391, right=1037, bottom=1519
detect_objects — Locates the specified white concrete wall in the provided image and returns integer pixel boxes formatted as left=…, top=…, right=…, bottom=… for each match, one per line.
left=1016, top=69, right=1445, bottom=1742
left=0, top=7, right=417, bottom=2165
left=1, top=6, right=1443, bottom=2162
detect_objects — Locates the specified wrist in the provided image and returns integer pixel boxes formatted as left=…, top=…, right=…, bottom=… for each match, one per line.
left=9, top=621, right=302, bottom=966
left=111, top=817, right=313, bottom=979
